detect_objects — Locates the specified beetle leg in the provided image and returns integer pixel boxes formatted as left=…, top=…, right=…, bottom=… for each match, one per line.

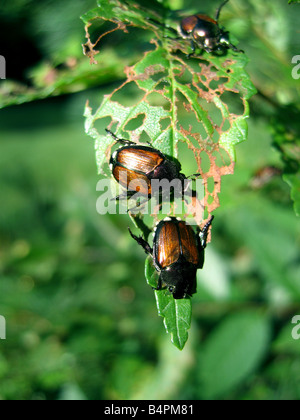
left=127, top=197, right=149, bottom=213
left=128, top=228, right=153, bottom=255
left=199, top=216, right=214, bottom=249
left=152, top=276, right=163, bottom=292
left=111, top=193, right=126, bottom=202
left=228, top=43, right=244, bottom=53
left=187, top=41, right=196, bottom=58
left=188, top=173, right=201, bottom=179
left=111, top=191, right=136, bottom=202
left=182, top=178, right=198, bottom=200
left=219, top=30, right=244, bottom=54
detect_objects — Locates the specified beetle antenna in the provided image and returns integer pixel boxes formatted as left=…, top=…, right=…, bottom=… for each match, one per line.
left=106, top=128, right=134, bottom=145
left=105, top=128, right=119, bottom=141
left=215, top=0, right=229, bottom=22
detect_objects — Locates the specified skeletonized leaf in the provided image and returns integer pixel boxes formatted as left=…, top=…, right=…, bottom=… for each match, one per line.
left=83, top=0, right=256, bottom=350
left=84, top=43, right=256, bottom=216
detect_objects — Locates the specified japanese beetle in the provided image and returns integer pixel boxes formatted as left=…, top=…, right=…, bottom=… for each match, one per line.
left=179, top=0, right=243, bottom=56
left=129, top=216, right=214, bottom=299
left=107, top=129, right=190, bottom=201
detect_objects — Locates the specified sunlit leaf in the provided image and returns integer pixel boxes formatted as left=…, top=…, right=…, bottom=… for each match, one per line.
left=83, top=0, right=256, bottom=349
left=84, top=47, right=256, bottom=216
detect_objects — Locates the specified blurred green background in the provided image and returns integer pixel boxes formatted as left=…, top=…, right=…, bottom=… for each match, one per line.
left=0, top=0, right=300, bottom=400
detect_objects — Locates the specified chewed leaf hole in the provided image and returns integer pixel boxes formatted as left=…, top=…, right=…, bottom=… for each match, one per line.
left=94, top=116, right=113, bottom=135
left=206, top=105, right=223, bottom=127
left=111, top=81, right=145, bottom=106
left=200, top=151, right=211, bottom=174
left=151, top=70, right=168, bottom=82
left=209, top=77, right=228, bottom=91
left=159, top=117, right=171, bottom=131
left=220, top=91, right=245, bottom=116
left=222, top=119, right=231, bottom=132
left=124, top=114, right=146, bottom=131
left=138, top=130, right=153, bottom=144
left=178, top=142, right=199, bottom=175
left=175, top=67, right=193, bottom=85
left=212, top=131, right=221, bottom=144
left=207, top=177, right=216, bottom=194
left=146, top=91, right=170, bottom=108
left=207, top=195, right=214, bottom=205
left=212, top=149, right=232, bottom=168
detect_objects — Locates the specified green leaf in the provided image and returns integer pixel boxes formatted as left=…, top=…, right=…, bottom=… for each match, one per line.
left=82, top=0, right=164, bottom=27
left=145, top=258, right=192, bottom=351
left=0, top=51, right=129, bottom=109
left=84, top=43, right=256, bottom=214
left=198, top=311, right=271, bottom=399
left=271, top=105, right=300, bottom=217
left=83, top=0, right=256, bottom=349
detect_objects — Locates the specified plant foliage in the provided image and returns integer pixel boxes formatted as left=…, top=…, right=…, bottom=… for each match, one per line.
left=83, top=0, right=256, bottom=349
left=0, top=0, right=300, bottom=399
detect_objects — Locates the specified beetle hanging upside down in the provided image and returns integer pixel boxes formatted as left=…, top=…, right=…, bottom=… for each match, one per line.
left=170, top=0, right=243, bottom=56
left=129, top=216, right=214, bottom=299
